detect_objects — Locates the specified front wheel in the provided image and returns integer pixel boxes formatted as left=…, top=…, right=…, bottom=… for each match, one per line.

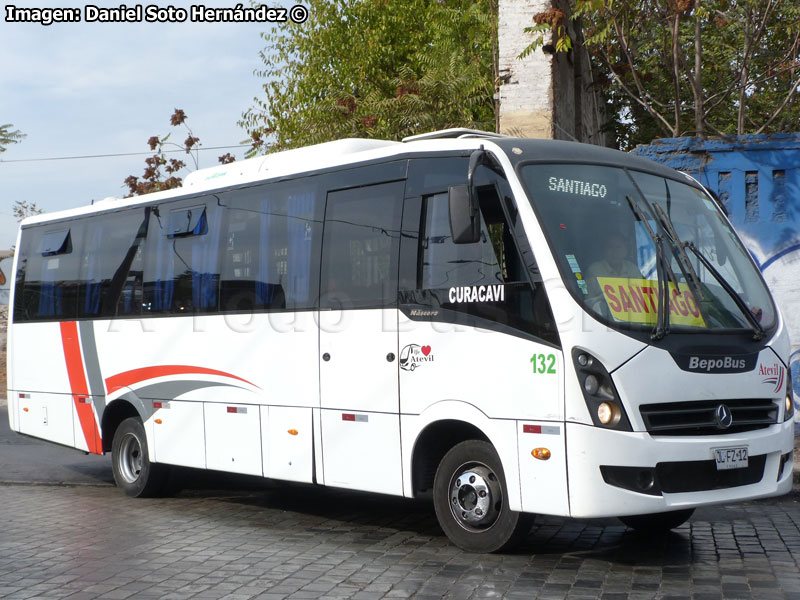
left=619, top=508, right=695, bottom=533
left=433, top=440, right=533, bottom=553
left=111, top=417, right=167, bottom=497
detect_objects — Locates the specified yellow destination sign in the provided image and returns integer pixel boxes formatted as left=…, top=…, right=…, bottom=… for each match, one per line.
left=597, top=277, right=706, bottom=328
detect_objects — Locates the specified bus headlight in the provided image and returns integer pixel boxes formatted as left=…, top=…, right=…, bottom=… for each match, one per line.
left=597, top=401, right=621, bottom=426
left=572, top=348, right=632, bottom=431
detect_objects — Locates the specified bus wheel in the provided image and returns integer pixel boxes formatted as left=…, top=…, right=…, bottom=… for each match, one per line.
left=433, top=440, right=533, bottom=553
left=111, top=417, right=167, bottom=498
left=619, top=508, right=694, bottom=533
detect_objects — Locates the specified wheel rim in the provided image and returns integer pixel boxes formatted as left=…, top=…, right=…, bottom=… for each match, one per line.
left=448, top=461, right=503, bottom=532
left=118, top=432, right=143, bottom=484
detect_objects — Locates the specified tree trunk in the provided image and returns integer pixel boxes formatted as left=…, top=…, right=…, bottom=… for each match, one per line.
left=671, top=12, right=682, bottom=137
left=738, top=9, right=752, bottom=135
left=694, top=0, right=705, bottom=138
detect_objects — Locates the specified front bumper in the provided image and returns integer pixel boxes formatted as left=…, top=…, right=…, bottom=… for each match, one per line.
left=566, top=419, right=794, bottom=518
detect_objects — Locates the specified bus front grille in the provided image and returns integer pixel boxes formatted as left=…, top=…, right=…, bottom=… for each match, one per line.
left=639, top=398, right=778, bottom=436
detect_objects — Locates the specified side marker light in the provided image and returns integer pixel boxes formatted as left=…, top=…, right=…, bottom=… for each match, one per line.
left=288, top=429, right=298, bottom=436
left=155, top=419, right=162, bottom=425
left=532, top=448, right=551, bottom=460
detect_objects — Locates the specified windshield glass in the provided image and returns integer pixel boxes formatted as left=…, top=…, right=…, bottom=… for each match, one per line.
left=520, top=164, right=776, bottom=333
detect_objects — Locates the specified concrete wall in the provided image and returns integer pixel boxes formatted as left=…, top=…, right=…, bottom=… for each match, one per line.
left=497, top=0, right=554, bottom=139
left=497, top=0, right=608, bottom=145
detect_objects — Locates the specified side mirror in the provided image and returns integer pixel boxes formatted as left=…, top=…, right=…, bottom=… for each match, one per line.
left=448, top=184, right=480, bottom=244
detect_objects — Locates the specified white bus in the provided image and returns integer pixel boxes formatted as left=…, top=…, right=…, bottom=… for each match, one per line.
left=7, top=129, right=794, bottom=552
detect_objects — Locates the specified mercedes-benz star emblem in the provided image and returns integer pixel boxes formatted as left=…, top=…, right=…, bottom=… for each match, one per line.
left=715, top=404, right=733, bottom=429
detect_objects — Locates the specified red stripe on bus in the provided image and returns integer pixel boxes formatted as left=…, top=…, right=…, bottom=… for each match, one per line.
left=105, top=365, right=258, bottom=394
left=60, top=321, right=102, bottom=454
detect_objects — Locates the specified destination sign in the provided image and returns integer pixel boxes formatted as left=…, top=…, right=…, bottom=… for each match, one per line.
left=597, top=276, right=707, bottom=328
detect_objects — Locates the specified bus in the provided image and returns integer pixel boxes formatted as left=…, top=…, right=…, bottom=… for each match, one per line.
left=7, top=129, right=794, bottom=553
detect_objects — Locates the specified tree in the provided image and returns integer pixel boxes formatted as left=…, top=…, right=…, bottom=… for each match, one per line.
left=523, top=0, right=800, bottom=149
left=12, top=200, right=43, bottom=222
left=0, top=123, right=25, bottom=153
left=239, top=0, right=496, bottom=154
left=124, top=109, right=236, bottom=197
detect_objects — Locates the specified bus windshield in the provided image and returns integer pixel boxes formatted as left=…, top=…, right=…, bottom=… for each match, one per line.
left=520, top=164, right=776, bottom=335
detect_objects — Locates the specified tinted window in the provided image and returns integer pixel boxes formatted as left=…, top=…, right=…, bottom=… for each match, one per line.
left=78, top=209, right=147, bottom=318
left=219, top=179, right=322, bottom=312
left=420, top=192, right=504, bottom=289
left=15, top=223, right=83, bottom=320
left=143, top=199, right=221, bottom=314
left=399, top=164, right=558, bottom=344
left=320, top=181, right=404, bottom=309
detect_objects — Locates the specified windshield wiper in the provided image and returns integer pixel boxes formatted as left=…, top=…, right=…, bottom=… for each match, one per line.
left=625, top=194, right=674, bottom=340
left=651, top=203, right=705, bottom=303
left=683, top=242, right=766, bottom=340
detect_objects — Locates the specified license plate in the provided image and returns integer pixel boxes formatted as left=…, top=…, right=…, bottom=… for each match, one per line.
left=713, top=446, right=748, bottom=471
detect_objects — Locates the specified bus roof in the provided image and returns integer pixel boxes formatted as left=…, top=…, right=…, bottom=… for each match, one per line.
left=18, top=129, right=691, bottom=228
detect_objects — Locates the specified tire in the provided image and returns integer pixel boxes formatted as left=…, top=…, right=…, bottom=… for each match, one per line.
left=111, top=417, right=167, bottom=497
left=619, top=508, right=695, bottom=533
left=433, top=440, right=533, bottom=553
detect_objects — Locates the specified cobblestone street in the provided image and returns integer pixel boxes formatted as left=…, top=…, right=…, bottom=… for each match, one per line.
left=2, top=480, right=800, bottom=599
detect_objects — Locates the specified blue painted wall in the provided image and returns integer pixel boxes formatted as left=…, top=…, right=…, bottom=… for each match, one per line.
left=635, top=135, right=800, bottom=397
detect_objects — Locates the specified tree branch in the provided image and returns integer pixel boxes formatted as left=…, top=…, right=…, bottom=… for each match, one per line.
left=597, top=49, right=675, bottom=136
left=755, top=74, right=800, bottom=134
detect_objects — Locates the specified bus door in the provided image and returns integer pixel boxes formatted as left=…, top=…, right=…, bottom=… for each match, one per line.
left=397, top=158, right=568, bottom=514
left=318, top=180, right=405, bottom=495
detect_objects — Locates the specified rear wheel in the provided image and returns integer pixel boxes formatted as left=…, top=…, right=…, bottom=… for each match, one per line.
left=111, top=417, right=167, bottom=497
left=619, top=508, right=695, bottom=533
left=433, top=440, right=533, bottom=553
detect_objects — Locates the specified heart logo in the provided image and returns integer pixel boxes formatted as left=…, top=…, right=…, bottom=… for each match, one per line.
left=421, top=345, right=431, bottom=356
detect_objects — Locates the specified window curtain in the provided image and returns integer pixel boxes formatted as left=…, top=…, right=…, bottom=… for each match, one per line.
left=37, top=259, right=61, bottom=317
left=191, top=208, right=221, bottom=310
left=255, top=198, right=274, bottom=307
left=153, top=226, right=174, bottom=311
left=83, top=225, right=103, bottom=316
left=287, top=192, right=315, bottom=306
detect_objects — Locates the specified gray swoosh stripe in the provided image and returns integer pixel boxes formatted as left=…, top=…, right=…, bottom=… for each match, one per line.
left=78, top=320, right=106, bottom=423
left=133, top=380, right=233, bottom=401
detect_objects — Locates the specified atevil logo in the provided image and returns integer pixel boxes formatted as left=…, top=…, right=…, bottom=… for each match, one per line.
left=759, top=363, right=785, bottom=393
left=399, top=344, right=434, bottom=372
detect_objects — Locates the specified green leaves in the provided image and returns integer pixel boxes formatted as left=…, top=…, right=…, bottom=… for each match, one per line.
left=240, top=0, right=495, bottom=154
left=0, top=124, right=26, bottom=153
left=520, top=0, right=800, bottom=148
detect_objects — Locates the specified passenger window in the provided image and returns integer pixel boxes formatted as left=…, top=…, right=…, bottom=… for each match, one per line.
left=219, top=180, right=322, bottom=312
left=320, top=181, right=404, bottom=309
left=16, top=224, right=83, bottom=320
left=143, top=200, right=221, bottom=314
left=78, top=209, right=146, bottom=318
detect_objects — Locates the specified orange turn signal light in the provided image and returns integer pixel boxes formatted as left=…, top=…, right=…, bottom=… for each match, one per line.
left=23, top=407, right=29, bottom=412
left=154, top=418, right=162, bottom=425
left=288, top=429, right=298, bottom=436
left=532, top=447, right=551, bottom=460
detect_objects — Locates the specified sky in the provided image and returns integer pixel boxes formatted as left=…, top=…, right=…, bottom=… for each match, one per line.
left=0, top=0, right=291, bottom=260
